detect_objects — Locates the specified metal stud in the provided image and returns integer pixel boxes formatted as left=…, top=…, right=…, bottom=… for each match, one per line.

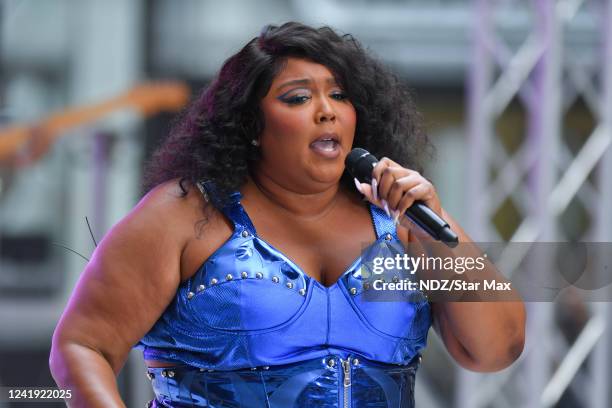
left=210, top=278, right=218, bottom=285
left=263, top=366, right=270, bottom=370
left=167, top=370, right=175, bottom=378
left=286, top=282, right=294, bottom=289
left=199, top=368, right=205, bottom=372
left=197, top=284, right=205, bottom=292
left=352, top=358, right=360, bottom=366
left=327, top=358, right=336, bottom=368
left=187, top=291, right=195, bottom=299
left=226, top=274, right=233, bottom=281
left=271, top=276, right=279, bottom=283
left=241, top=230, right=249, bottom=238
left=161, top=371, right=167, bottom=378
left=250, top=367, right=257, bottom=371
left=349, top=287, right=357, bottom=295
left=385, top=233, right=392, bottom=241
left=256, top=272, right=263, bottom=279
left=146, top=372, right=154, bottom=380
left=241, top=271, right=248, bottom=279
left=298, top=288, right=306, bottom=296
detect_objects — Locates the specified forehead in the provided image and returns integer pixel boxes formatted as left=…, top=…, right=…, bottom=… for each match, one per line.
left=272, top=57, right=337, bottom=83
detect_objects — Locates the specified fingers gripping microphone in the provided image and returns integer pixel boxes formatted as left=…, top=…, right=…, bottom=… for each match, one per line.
left=346, top=148, right=459, bottom=248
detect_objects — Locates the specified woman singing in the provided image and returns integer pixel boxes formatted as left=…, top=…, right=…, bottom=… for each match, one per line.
left=50, top=22, right=525, bottom=407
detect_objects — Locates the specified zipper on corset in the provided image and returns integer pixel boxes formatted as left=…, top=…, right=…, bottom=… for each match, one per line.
left=341, top=358, right=351, bottom=408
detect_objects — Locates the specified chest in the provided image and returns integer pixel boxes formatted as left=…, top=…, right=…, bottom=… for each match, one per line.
left=248, top=200, right=378, bottom=286
left=181, top=203, right=377, bottom=287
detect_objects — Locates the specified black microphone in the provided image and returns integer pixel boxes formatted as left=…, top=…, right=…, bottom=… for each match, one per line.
left=345, top=148, right=459, bottom=247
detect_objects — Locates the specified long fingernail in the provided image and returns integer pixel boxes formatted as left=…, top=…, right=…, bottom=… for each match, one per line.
left=371, top=178, right=378, bottom=202
left=353, top=177, right=364, bottom=194
left=393, top=210, right=401, bottom=225
left=382, top=200, right=391, bottom=217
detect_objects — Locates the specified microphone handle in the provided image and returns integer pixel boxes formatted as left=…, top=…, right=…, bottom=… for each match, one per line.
left=405, top=202, right=458, bottom=248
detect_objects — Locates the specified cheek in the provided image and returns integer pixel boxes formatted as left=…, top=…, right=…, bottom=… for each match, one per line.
left=259, top=108, right=308, bottom=167
left=348, top=107, right=357, bottom=127
left=338, top=101, right=356, bottom=121
left=342, top=105, right=357, bottom=133
left=263, top=108, right=309, bottom=138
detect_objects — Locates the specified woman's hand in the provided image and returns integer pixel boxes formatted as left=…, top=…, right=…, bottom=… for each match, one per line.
left=353, top=157, right=442, bottom=223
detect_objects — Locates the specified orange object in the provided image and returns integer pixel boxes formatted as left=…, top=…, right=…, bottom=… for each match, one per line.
left=0, top=81, right=190, bottom=166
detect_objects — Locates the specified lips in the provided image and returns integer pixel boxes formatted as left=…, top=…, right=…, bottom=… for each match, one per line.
left=310, top=133, right=340, bottom=147
left=310, top=132, right=341, bottom=158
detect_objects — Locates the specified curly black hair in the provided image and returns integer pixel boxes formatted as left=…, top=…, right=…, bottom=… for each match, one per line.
left=143, top=21, right=433, bottom=211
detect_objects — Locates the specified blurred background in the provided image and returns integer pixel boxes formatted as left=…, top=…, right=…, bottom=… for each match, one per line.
left=0, top=0, right=610, bottom=407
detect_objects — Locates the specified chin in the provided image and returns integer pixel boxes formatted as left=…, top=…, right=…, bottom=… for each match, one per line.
left=310, top=171, right=344, bottom=186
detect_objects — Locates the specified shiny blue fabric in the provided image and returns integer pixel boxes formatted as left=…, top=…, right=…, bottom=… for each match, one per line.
left=136, top=181, right=431, bottom=407
left=146, top=355, right=420, bottom=408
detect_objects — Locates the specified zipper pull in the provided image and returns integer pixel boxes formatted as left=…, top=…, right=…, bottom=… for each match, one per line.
left=342, top=359, right=351, bottom=387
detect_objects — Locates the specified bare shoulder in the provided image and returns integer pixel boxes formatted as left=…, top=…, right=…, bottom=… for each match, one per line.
left=134, top=179, right=203, bottom=227
left=126, top=179, right=233, bottom=279
left=51, top=179, right=210, bottom=372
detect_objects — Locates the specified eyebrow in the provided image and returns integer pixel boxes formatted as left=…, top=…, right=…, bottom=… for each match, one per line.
left=275, top=77, right=338, bottom=91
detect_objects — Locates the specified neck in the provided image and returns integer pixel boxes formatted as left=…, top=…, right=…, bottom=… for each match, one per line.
left=244, top=172, right=342, bottom=220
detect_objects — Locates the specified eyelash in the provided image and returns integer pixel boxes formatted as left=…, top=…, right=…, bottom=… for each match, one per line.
left=282, top=92, right=349, bottom=105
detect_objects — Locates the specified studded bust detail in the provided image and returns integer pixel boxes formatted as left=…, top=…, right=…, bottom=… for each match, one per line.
left=137, top=192, right=432, bottom=385
left=190, top=267, right=307, bottom=297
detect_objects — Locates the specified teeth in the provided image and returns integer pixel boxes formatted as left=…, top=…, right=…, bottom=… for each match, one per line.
left=311, top=139, right=337, bottom=152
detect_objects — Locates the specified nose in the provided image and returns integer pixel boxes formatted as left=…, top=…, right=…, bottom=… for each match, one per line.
left=315, top=97, right=336, bottom=124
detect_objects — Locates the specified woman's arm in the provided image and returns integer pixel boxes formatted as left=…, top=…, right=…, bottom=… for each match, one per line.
left=408, top=210, right=526, bottom=372
left=355, top=157, right=526, bottom=372
left=49, top=181, right=193, bottom=407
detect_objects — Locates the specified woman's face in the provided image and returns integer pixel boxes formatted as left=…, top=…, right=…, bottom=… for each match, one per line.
left=255, top=57, right=357, bottom=192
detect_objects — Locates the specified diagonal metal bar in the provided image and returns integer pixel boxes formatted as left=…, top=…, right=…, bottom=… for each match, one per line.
left=488, top=141, right=534, bottom=215
left=548, top=124, right=609, bottom=215
left=497, top=125, right=610, bottom=280
left=541, top=314, right=606, bottom=407
left=484, top=125, right=599, bottom=231
left=566, top=62, right=601, bottom=119
left=482, top=32, right=537, bottom=111
left=484, top=32, right=547, bottom=117
left=508, top=123, right=610, bottom=244
left=556, top=0, right=586, bottom=22
left=557, top=142, right=599, bottom=217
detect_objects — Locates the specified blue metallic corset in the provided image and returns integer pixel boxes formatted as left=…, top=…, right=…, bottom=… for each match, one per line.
left=136, top=182, right=432, bottom=407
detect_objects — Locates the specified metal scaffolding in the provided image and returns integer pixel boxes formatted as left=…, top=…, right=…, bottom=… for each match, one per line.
left=465, top=0, right=612, bottom=407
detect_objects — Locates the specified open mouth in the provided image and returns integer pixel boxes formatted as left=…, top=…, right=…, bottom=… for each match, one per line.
left=310, top=133, right=340, bottom=154
left=310, top=138, right=339, bottom=151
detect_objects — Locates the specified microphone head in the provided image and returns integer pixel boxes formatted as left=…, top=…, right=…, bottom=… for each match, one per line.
left=345, top=148, right=378, bottom=183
